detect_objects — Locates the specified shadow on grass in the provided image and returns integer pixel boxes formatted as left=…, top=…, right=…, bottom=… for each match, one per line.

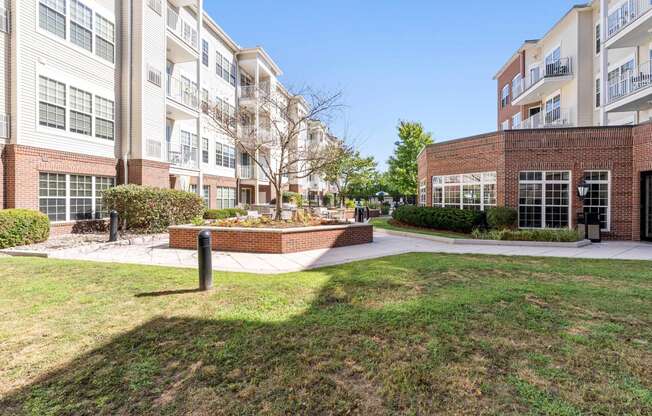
left=134, top=288, right=203, bottom=297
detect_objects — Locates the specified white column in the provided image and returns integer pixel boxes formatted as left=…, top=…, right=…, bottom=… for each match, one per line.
left=196, top=0, right=204, bottom=196
left=600, top=0, right=609, bottom=126
left=254, top=61, right=260, bottom=205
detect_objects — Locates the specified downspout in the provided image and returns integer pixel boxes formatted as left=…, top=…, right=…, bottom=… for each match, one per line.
left=123, top=0, right=133, bottom=184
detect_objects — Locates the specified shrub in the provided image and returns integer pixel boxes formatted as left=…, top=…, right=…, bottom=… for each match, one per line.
left=0, top=209, right=50, bottom=249
left=487, top=207, right=518, bottom=230
left=204, top=208, right=247, bottom=220
left=471, top=228, right=582, bottom=242
left=381, top=203, right=391, bottom=215
left=322, top=193, right=334, bottom=207
left=392, top=205, right=483, bottom=233
left=103, top=185, right=204, bottom=233
left=345, top=199, right=356, bottom=209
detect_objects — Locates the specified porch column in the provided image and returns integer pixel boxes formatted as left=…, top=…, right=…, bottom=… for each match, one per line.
left=600, top=0, right=608, bottom=126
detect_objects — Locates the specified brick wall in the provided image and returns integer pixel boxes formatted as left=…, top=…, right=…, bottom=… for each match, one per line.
left=496, top=53, right=523, bottom=129
left=0, top=144, right=4, bottom=209
left=196, top=175, right=238, bottom=209
left=169, top=224, right=373, bottom=254
left=418, top=126, right=644, bottom=240
left=119, top=159, right=171, bottom=188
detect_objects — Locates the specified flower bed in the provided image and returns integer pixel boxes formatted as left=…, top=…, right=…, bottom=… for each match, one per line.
left=169, top=222, right=373, bottom=254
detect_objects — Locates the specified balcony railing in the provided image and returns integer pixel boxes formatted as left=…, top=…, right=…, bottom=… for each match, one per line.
left=240, top=125, right=273, bottom=143
left=238, top=82, right=270, bottom=100
left=513, top=58, right=573, bottom=99
left=607, top=0, right=652, bottom=39
left=514, top=109, right=572, bottom=130
left=240, top=164, right=254, bottom=179
left=165, top=135, right=199, bottom=169
left=607, top=60, right=652, bottom=105
left=166, top=5, right=198, bottom=50
left=0, top=113, right=10, bottom=139
left=166, top=75, right=199, bottom=109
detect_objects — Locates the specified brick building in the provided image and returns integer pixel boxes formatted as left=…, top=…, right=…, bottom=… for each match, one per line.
left=417, top=124, right=652, bottom=241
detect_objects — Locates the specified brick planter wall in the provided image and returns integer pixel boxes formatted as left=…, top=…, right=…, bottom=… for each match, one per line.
left=169, top=223, right=374, bottom=254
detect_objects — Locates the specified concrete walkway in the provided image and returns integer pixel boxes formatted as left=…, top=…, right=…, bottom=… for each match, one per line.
left=44, top=229, right=652, bottom=274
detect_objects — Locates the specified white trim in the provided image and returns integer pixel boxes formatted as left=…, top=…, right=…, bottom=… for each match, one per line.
left=431, top=171, right=497, bottom=211
left=583, top=170, right=612, bottom=232
left=518, top=170, right=572, bottom=230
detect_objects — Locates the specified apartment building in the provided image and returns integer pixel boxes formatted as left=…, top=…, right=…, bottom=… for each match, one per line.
left=0, top=0, right=334, bottom=234
left=496, top=1, right=652, bottom=130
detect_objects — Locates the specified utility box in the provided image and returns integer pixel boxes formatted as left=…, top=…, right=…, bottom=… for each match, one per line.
left=577, top=213, right=601, bottom=243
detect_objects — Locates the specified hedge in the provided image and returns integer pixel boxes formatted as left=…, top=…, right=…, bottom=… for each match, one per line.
left=204, top=208, right=247, bottom=220
left=0, top=209, right=50, bottom=248
left=471, top=228, right=582, bottom=242
left=392, top=205, right=484, bottom=233
left=102, top=185, right=204, bottom=233
left=486, top=207, right=518, bottom=230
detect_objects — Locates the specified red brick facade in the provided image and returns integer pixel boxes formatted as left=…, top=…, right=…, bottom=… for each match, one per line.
left=496, top=53, right=524, bottom=129
left=418, top=125, right=652, bottom=241
left=169, top=224, right=373, bottom=253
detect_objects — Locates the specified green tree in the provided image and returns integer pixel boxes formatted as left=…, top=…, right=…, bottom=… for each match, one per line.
left=322, top=146, right=377, bottom=206
left=387, top=121, right=433, bottom=198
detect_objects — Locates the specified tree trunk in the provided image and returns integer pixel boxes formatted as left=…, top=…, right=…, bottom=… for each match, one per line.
left=274, top=184, right=283, bottom=221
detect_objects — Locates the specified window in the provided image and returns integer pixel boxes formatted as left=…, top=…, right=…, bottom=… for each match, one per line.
left=147, top=0, right=162, bottom=15
left=595, top=23, right=601, bottom=54
left=512, top=73, right=522, bottom=97
left=70, top=0, right=92, bottom=52
left=216, top=187, right=236, bottom=209
left=230, top=61, right=237, bottom=86
left=215, top=142, right=235, bottom=168
left=512, top=113, right=521, bottom=129
left=596, top=78, right=601, bottom=108
left=0, top=1, right=9, bottom=33
left=501, top=119, right=509, bottom=131
left=202, top=40, right=209, bottom=66
left=70, top=87, right=92, bottom=135
left=419, top=179, right=426, bottom=206
left=202, top=185, right=210, bottom=207
left=40, top=0, right=66, bottom=39
left=201, top=137, right=209, bottom=164
left=39, top=172, right=115, bottom=221
left=583, top=171, right=610, bottom=231
left=216, top=51, right=223, bottom=77
left=501, top=84, right=510, bottom=108
left=431, top=172, right=497, bottom=211
left=95, top=14, right=114, bottom=63
left=518, top=171, right=570, bottom=229
left=95, top=96, right=114, bottom=140
left=545, top=94, right=561, bottom=123
left=39, top=76, right=66, bottom=130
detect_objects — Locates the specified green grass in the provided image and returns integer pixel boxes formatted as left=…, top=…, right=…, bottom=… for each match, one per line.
left=370, top=217, right=468, bottom=239
left=1, top=254, right=651, bottom=415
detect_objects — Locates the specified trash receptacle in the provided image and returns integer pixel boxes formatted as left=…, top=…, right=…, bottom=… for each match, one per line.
left=577, top=213, right=601, bottom=243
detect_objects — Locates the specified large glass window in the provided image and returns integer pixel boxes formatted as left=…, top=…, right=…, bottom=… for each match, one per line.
left=95, top=14, right=114, bottom=63
left=201, top=138, right=209, bottom=164
left=39, top=76, right=66, bottom=130
left=39, top=173, right=115, bottom=222
left=215, top=142, right=236, bottom=168
left=501, top=84, right=509, bottom=108
left=95, top=96, right=114, bottom=140
left=70, top=0, right=92, bottom=52
left=202, top=40, right=209, bottom=66
left=70, top=87, right=92, bottom=135
left=432, top=172, right=497, bottom=211
left=216, top=187, right=236, bottom=209
left=545, top=94, right=561, bottom=123
left=518, top=171, right=570, bottom=229
left=40, top=0, right=66, bottom=39
left=583, top=171, right=610, bottom=231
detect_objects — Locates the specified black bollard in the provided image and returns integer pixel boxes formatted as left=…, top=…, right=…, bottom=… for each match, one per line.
left=198, top=230, right=213, bottom=291
left=109, top=210, right=119, bottom=242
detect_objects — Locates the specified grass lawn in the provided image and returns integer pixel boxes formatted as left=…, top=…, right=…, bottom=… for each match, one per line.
left=1, top=255, right=651, bottom=415
left=370, top=217, right=469, bottom=239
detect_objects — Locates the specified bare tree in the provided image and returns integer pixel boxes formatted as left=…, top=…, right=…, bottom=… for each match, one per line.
left=203, top=86, right=345, bottom=220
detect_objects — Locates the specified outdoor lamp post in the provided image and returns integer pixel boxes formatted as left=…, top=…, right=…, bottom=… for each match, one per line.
left=577, top=180, right=590, bottom=240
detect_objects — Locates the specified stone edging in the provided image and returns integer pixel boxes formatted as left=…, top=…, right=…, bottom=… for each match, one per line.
left=374, top=228, right=592, bottom=248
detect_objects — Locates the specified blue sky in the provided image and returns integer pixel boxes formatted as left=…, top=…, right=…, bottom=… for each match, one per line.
left=206, top=0, right=578, bottom=170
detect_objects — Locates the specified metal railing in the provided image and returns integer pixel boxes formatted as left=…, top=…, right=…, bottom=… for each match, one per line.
left=607, top=0, right=652, bottom=39
left=240, top=125, right=273, bottom=143
left=166, top=5, right=198, bottom=50
left=513, top=58, right=573, bottom=99
left=0, top=113, right=9, bottom=139
left=607, top=60, right=652, bottom=104
left=514, top=109, right=572, bottom=130
left=238, top=81, right=270, bottom=100
left=239, top=164, right=254, bottom=179
left=166, top=75, right=199, bottom=109
left=165, top=136, right=199, bottom=169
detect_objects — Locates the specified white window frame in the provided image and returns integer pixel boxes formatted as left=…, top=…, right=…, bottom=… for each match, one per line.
left=39, top=172, right=115, bottom=223
left=512, top=112, right=522, bottom=129
left=0, top=0, right=10, bottom=33
left=431, top=172, right=497, bottom=211
left=583, top=170, right=611, bottom=232
left=501, top=84, right=510, bottom=108
left=419, top=179, right=426, bottom=206
left=216, top=187, right=236, bottom=209
left=518, top=171, right=572, bottom=230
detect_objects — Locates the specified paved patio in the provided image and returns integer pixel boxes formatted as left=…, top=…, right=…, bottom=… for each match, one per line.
left=43, top=229, right=652, bottom=274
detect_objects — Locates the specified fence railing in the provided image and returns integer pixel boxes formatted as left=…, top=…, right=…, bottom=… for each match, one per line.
left=166, top=75, right=199, bottom=109
left=513, top=57, right=573, bottom=99
left=239, top=164, right=254, bottom=179
left=165, top=136, right=199, bottom=169
left=607, top=60, right=652, bottom=104
left=607, top=0, right=652, bottom=39
left=514, top=109, right=572, bottom=130
left=166, top=5, right=198, bottom=50
left=238, top=82, right=270, bottom=100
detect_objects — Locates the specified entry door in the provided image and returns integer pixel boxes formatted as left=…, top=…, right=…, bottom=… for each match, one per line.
left=240, top=188, right=251, bottom=204
left=644, top=173, right=652, bottom=241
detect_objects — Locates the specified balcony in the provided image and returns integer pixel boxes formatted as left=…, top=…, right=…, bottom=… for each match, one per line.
left=166, top=5, right=198, bottom=63
left=512, top=58, right=573, bottom=105
left=166, top=75, right=199, bottom=120
left=239, top=164, right=254, bottom=179
left=606, top=0, right=652, bottom=49
left=513, top=109, right=573, bottom=130
left=238, top=82, right=271, bottom=107
left=605, top=60, right=652, bottom=113
left=240, top=124, right=274, bottom=145
left=165, top=136, right=199, bottom=170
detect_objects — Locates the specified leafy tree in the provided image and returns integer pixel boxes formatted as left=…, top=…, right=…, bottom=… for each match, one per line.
left=387, top=121, right=433, bottom=198
left=322, top=147, right=377, bottom=206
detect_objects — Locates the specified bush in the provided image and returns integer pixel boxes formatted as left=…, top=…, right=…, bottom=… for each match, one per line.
left=103, top=185, right=204, bottom=233
left=322, top=193, right=334, bottom=207
left=345, top=199, right=356, bottom=209
left=204, top=208, right=247, bottom=220
left=487, top=207, right=518, bottom=230
left=392, top=205, right=483, bottom=233
left=381, top=203, right=391, bottom=215
left=0, top=209, right=50, bottom=248
left=471, top=228, right=582, bottom=242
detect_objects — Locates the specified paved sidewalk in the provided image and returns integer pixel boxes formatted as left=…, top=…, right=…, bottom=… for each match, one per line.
left=44, top=229, right=652, bottom=274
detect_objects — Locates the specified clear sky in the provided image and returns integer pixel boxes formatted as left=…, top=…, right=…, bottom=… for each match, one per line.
left=205, top=0, right=579, bottom=170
